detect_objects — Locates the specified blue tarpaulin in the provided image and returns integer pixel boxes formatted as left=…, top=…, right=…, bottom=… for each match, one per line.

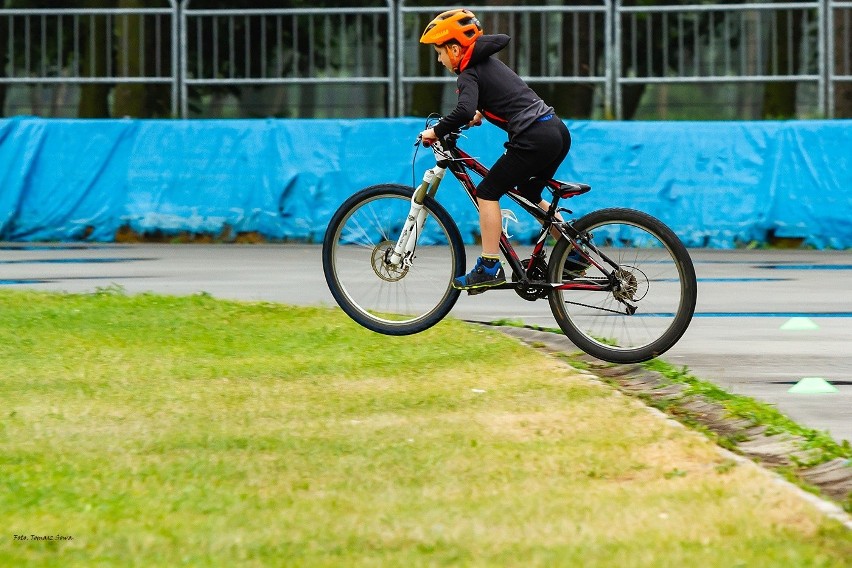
left=0, top=116, right=849, bottom=248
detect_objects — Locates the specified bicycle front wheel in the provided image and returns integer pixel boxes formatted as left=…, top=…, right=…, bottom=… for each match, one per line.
left=548, top=208, right=697, bottom=363
left=322, top=184, right=465, bottom=335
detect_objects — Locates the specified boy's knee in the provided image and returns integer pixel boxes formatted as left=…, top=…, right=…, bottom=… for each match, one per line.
left=475, top=181, right=502, bottom=201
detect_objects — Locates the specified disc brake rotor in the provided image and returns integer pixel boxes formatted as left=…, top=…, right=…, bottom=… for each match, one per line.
left=372, top=240, right=409, bottom=282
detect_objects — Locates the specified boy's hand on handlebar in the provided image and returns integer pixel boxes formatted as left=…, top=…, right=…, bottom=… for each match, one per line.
left=420, top=128, right=438, bottom=147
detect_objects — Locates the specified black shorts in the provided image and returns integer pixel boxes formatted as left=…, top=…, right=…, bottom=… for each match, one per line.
left=476, top=117, right=572, bottom=202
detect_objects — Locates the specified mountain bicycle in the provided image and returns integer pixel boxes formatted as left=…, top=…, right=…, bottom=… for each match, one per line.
left=322, top=119, right=697, bottom=363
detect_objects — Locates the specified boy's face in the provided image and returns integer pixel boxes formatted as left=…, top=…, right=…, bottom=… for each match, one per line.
left=434, top=44, right=461, bottom=72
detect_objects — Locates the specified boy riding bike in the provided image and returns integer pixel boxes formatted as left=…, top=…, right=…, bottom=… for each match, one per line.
left=418, top=8, right=572, bottom=292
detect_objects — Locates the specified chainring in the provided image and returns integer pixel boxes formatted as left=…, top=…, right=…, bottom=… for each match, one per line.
left=512, top=256, right=550, bottom=301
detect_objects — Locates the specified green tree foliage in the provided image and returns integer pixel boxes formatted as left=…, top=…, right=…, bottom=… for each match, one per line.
left=185, top=0, right=390, bottom=117
left=405, top=0, right=603, bottom=119
left=762, top=1, right=802, bottom=118
left=112, top=0, right=172, bottom=118
left=618, top=0, right=723, bottom=119
left=2, top=0, right=80, bottom=116
left=90, top=0, right=181, bottom=118
left=0, top=0, right=175, bottom=117
left=1, top=0, right=392, bottom=118
left=77, top=0, right=112, bottom=118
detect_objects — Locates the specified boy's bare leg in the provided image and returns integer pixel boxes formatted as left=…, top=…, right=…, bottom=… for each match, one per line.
left=451, top=197, right=506, bottom=291
left=538, top=199, right=564, bottom=241
left=478, top=198, right=502, bottom=255
left=481, top=198, right=563, bottom=249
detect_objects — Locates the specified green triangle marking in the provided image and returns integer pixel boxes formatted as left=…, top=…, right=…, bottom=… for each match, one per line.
left=788, top=377, right=838, bottom=394
left=779, top=317, right=820, bottom=331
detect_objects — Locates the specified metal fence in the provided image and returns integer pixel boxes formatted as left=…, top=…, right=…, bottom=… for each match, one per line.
left=181, top=2, right=395, bottom=118
left=397, top=3, right=612, bottom=117
left=618, top=2, right=824, bottom=110
left=0, top=2, right=180, bottom=116
left=1, top=1, right=850, bottom=118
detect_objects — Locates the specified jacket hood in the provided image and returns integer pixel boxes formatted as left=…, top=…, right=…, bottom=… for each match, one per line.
left=465, top=34, right=510, bottom=68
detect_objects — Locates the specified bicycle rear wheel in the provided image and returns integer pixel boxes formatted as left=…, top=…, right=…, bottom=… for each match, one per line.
left=548, top=208, right=697, bottom=363
left=322, top=184, right=465, bottom=335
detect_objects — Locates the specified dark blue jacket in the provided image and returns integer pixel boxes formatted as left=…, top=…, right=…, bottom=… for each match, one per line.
left=433, top=34, right=555, bottom=141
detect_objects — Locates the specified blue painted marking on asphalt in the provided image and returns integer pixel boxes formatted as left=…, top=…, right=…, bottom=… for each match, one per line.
left=0, top=279, right=46, bottom=285
left=693, top=260, right=803, bottom=264
left=771, top=380, right=852, bottom=386
left=695, top=312, right=852, bottom=317
left=638, top=312, right=852, bottom=318
left=758, top=264, right=852, bottom=270
left=0, top=258, right=147, bottom=264
left=0, top=245, right=118, bottom=251
left=661, top=278, right=790, bottom=283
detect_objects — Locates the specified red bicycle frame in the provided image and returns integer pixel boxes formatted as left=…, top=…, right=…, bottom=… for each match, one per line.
left=428, top=135, right=616, bottom=294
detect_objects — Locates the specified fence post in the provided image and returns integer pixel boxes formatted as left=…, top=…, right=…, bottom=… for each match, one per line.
left=817, top=0, right=831, bottom=117
left=604, top=0, right=615, bottom=119
left=169, top=0, right=180, bottom=118
left=179, top=0, right=189, bottom=118
left=826, top=0, right=834, bottom=118
left=613, top=0, right=623, bottom=119
left=396, top=0, right=405, bottom=117
left=387, top=0, right=397, bottom=117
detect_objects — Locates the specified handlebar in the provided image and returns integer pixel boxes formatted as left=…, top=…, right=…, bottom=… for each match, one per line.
left=415, top=129, right=462, bottom=149
left=415, top=113, right=480, bottom=147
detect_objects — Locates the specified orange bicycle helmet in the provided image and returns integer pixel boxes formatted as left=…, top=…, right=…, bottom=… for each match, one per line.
left=419, top=9, right=483, bottom=47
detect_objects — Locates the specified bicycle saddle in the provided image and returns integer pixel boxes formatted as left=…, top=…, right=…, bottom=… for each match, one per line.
left=554, top=182, right=591, bottom=198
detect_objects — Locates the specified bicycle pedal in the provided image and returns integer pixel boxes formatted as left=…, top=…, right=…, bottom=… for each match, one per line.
left=466, top=288, right=488, bottom=296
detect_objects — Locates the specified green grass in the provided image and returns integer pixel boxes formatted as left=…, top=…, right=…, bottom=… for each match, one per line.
left=643, top=360, right=852, bottom=464
left=1, top=290, right=850, bottom=567
left=495, top=321, right=852, bottom=466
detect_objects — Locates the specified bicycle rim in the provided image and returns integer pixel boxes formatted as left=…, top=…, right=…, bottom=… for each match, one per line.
left=325, top=188, right=462, bottom=334
left=549, top=208, right=696, bottom=363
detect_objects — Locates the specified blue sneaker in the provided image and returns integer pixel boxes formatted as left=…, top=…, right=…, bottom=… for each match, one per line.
left=453, top=257, right=506, bottom=291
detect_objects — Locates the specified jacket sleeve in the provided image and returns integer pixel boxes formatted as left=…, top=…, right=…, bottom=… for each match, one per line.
left=433, top=71, right=479, bottom=139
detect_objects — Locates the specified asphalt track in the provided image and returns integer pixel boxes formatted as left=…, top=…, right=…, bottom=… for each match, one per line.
left=2, top=243, right=850, bottom=444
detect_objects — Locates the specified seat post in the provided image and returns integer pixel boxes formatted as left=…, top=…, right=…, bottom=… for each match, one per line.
left=546, top=191, right=561, bottom=218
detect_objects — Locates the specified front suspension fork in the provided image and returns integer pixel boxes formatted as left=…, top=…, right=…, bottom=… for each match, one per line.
left=387, top=166, right=446, bottom=267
